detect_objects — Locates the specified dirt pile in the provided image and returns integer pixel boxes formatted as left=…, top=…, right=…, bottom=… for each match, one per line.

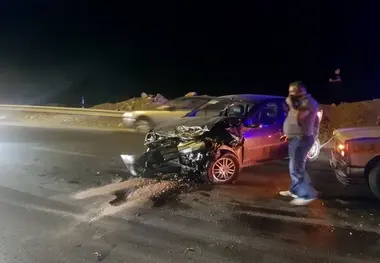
left=92, top=93, right=169, bottom=111
left=320, top=99, right=380, bottom=141
left=92, top=92, right=200, bottom=111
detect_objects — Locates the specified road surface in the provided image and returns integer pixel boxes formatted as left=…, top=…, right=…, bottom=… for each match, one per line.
left=0, top=124, right=379, bottom=263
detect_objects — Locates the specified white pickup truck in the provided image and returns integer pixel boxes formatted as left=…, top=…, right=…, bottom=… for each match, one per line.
left=330, top=126, right=380, bottom=199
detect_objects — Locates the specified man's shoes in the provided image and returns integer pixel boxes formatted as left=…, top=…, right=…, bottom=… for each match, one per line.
left=290, top=197, right=316, bottom=206
left=279, top=190, right=298, bottom=198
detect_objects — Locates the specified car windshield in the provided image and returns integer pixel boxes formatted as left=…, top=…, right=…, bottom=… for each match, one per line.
left=156, top=97, right=211, bottom=110
left=186, top=98, right=254, bottom=117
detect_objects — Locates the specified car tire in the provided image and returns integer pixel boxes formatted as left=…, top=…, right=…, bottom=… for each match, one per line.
left=307, top=138, right=321, bottom=162
left=368, top=163, right=380, bottom=200
left=135, top=117, right=154, bottom=133
left=205, top=153, right=241, bottom=185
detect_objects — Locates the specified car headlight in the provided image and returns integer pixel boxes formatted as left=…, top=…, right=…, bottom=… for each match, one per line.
left=178, top=141, right=205, bottom=154
left=180, top=148, right=193, bottom=154
left=123, top=112, right=133, bottom=118
left=145, top=132, right=156, bottom=142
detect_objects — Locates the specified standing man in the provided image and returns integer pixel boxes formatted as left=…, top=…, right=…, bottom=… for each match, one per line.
left=329, top=68, right=343, bottom=104
left=280, top=81, right=318, bottom=206
left=329, top=68, right=342, bottom=84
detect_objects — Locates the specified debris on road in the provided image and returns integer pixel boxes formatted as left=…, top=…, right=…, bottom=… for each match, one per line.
left=94, top=251, right=108, bottom=261
left=72, top=177, right=182, bottom=221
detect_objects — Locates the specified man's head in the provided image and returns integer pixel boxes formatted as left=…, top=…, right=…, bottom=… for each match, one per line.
left=288, top=81, right=307, bottom=98
left=335, top=68, right=340, bottom=75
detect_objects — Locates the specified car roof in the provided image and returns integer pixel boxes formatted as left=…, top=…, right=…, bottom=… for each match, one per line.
left=216, top=94, right=285, bottom=102
left=176, top=95, right=215, bottom=99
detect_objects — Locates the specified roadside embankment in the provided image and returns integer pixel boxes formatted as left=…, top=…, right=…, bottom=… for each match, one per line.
left=1, top=96, right=380, bottom=140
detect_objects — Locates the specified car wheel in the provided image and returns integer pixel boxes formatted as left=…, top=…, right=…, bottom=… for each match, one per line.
left=307, top=138, right=321, bottom=162
left=206, top=153, right=241, bottom=184
left=135, top=117, right=154, bottom=133
left=368, top=163, right=380, bottom=200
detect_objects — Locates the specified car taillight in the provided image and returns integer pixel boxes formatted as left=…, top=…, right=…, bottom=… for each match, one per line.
left=317, top=110, right=323, bottom=122
left=336, top=143, right=348, bottom=158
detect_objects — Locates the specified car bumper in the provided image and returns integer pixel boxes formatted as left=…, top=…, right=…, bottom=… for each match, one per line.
left=123, top=117, right=136, bottom=128
left=329, top=151, right=365, bottom=185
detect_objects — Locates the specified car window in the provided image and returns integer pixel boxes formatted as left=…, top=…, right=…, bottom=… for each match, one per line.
left=259, top=102, right=278, bottom=124
left=187, top=99, right=255, bottom=118
left=188, top=99, right=230, bottom=117
left=187, top=99, right=227, bottom=117
left=185, top=98, right=211, bottom=109
left=278, top=100, right=288, bottom=119
left=162, top=97, right=211, bottom=110
left=246, top=102, right=278, bottom=126
left=281, top=100, right=289, bottom=114
left=226, top=104, right=245, bottom=117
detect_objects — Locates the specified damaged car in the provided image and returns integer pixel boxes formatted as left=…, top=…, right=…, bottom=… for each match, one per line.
left=121, top=94, right=323, bottom=184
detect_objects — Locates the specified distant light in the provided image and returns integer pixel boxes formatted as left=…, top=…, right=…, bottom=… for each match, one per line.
left=123, top=112, right=133, bottom=117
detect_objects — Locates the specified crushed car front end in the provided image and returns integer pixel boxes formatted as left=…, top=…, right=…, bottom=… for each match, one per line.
left=121, top=116, right=244, bottom=183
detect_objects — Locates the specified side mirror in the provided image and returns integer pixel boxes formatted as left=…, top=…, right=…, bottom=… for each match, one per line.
left=248, top=123, right=261, bottom=128
left=243, top=118, right=260, bottom=128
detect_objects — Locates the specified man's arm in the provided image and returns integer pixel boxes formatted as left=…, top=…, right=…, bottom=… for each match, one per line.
left=297, top=97, right=318, bottom=122
left=287, top=96, right=318, bottom=125
left=286, top=97, right=309, bottom=116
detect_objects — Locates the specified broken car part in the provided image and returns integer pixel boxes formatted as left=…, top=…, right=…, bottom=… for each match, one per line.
left=121, top=116, right=244, bottom=184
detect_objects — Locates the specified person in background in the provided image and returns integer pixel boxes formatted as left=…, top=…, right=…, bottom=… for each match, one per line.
left=329, top=68, right=342, bottom=84
left=328, top=68, right=342, bottom=104
left=280, top=81, right=318, bottom=206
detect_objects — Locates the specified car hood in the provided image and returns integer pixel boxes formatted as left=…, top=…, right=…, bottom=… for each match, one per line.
left=129, top=107, right=187, bottom=114
left=147, top=116, right=241, bottom=140
left=334, top=126, right=380, bottom=142
left=154, top=116, right=237, bottom=132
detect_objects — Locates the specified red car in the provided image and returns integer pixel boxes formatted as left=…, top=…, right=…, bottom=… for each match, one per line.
left=121, top=94, right=323, bottom=184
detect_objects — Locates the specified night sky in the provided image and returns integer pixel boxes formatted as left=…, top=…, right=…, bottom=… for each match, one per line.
left=0, top=1, right=378, bottom=106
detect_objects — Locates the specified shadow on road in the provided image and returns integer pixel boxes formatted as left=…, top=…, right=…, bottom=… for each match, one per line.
left=230, top=212, right=380, bottom=258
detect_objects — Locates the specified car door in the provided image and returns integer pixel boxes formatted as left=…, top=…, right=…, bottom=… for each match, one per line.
left=242, top=101, right=284, bottom=166
left=272, top=100, right=288, bottom=159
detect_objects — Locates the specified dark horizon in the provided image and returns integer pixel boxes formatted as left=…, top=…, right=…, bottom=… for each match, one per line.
left=0, top=1, right=378, bottom=106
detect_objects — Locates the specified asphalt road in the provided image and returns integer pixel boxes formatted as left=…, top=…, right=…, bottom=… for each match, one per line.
left=0, top=124, right=379, bottom=263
